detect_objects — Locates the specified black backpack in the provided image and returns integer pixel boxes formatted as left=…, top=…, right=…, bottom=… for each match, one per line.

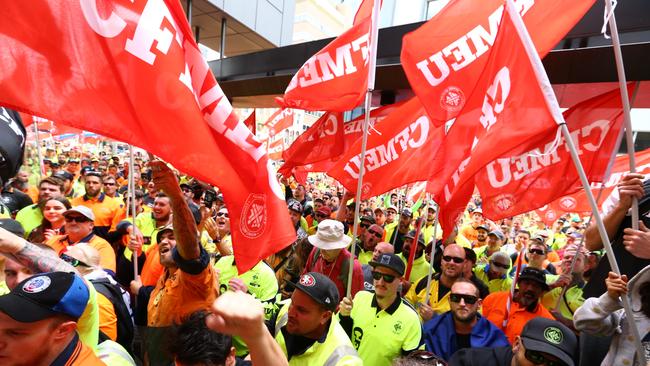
left=91, top=278, right=135, bottom=354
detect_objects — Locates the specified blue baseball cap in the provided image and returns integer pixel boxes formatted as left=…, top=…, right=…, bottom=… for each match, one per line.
left=0, top=272, right=89, bottom=322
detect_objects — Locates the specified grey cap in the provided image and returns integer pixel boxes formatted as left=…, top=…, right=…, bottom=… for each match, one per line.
left=63, top=206, right=95, bottom=221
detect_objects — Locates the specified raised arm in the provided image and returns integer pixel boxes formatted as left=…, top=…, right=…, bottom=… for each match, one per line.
left=0, top=227, right=76, bottom=274
left=149, top=161, right=200, bottom=260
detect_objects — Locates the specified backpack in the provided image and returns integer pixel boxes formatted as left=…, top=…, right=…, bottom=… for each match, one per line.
left=91, top=278, right=135, bottom=354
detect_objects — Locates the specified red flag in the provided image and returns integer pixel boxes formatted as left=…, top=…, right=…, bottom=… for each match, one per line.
left=0, top=1, right=295, bottom=273
left=427, top=1, right=562, bottom=239
left=280, top=102, right=402, bottom=176
left=401, top=0, right=594, bottom=126
left=478, top=84, right=632, bottom=219
left=328, top=98, right=444, bottom=199
left=243, top=110, right=256, bottom=136
left=268, top=135, right=285, bottom=161
left=276, top=0, right=379, bottom=111
left=536, top=148, right=650, bottom=222
left=279, top=111, right=345, bottom=178
left=264, top=108, right=294, bottom=136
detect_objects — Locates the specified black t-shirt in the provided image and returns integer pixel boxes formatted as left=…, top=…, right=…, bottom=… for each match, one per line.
left=281, top=328, right=319, bottom=360
left=438, top=281, right=450, bottom=300
left=456, top=333, right=471, bottom=350
left=449, top=346, right=514, bottom=366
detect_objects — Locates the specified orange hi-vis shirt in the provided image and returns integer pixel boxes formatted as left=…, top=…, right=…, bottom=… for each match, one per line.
left=47, top=233, right=116, bottom=272
left=481, top=290, right=555, bottom=344
left=54, top=333, right=106, bottom=366
left=140, top=244, right=164, bottom=287
left=70, top=193, right=123, bottom=235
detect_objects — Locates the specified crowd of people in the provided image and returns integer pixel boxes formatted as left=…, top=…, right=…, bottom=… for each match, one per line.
left=0, top=147, right=648, bottom=366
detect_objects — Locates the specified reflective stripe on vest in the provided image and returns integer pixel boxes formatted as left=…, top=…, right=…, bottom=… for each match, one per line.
left=323, top=345, right=358, bottom=366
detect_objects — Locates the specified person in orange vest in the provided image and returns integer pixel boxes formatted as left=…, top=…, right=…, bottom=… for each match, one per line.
left=70, top=171, right=122, bottom=240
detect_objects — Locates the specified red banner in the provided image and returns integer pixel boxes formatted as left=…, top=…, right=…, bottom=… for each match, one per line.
left=279, top=111, right=345, bottom=178
left=401, top=0, right=594, bottom=126
left=427, top=2, right=562, bottom=239
left=264, top=108, right=294, bottom=136
left=536, top=148, right=650, bottom=225
left=328, top=97, right=444, bottom=199
left=243, top=110, right=256, bottom=136
left=479, top=84, right=630, bottom=219
left=0, top=1, right=295, bottom=273
left=276, top=0, right=378, bottom=111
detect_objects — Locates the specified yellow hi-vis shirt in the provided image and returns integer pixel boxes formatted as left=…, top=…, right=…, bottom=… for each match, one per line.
left=542, top=284, right=585, bottom=319
left=405, top=274, right=451, bottom=316
left=347, top=291, right=422, bottom=366
left=274, top=302, right=362, bottom=366
left=15, top=204, right=43, bottom=237
left=473, top=264, right=513, bottom=294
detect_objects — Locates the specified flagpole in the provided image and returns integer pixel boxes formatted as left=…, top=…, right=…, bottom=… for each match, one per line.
left=405, top=199, right=429, bottom=280
left=605, top=0, right=639, bottom=230
left=33, top=121, right=44, bottom=179
left=423, top=202, right=439, bottom=305
left=505, top=0, right=645, bottom=358
left=346, top=0, right=380, bottom=299
left=128, top=144, right=139, bottom=279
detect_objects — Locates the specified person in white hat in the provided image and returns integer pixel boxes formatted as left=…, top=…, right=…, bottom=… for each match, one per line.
left=303, top=219, right=364, bottom=299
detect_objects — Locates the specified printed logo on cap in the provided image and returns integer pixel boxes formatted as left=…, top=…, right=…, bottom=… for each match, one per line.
left=380, top=255, right=391, bottom=265
left=22, top=276, right=52, bottom=293
left=299, top=274, right=315, bottom=287
left=543, top=327, right=563, bottom=345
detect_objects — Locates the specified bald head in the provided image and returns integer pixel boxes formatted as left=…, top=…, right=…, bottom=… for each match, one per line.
left=441, top=244, right=466, bottom=281
left=372, top=242, right=394, bottom=262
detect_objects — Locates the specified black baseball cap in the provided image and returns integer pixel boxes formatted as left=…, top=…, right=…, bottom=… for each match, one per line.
left=520, top=318, right=578, bottom=366
left=0, top=218, right=25, bottom=237
left=369, top=253, right=405, bottom=277
left=476, top=224, right=489, bottom=232
left=517, top=267, right=550, bottom=291
left=360, top=215, right=375, bottom=224
left=401, top=208, right=413, bottom=218
left=405, top=230, right=425, bottom=246
left=289, top=272, right=339, bottom=311
left=52, top=171, right=74, bottom=182
left=0, top=272, right=89, bottom=322
left=287, top=199, right=303, bottom=214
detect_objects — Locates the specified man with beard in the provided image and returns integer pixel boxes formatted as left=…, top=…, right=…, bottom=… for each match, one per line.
left=10, top=168, right=38, bottom=203
left=474, top=230, right=505, bottom=265
left=102, top=175, right=119, bottom=198
left=70, top=171, right=122, bottom=240
left=406, top=244, right=466, bottom=321
left=423, top=279, right=508, bottom=361
left=482, top=267, right=554, bottom=344
left=398, top=230, right=430, bottom=283
left=472, top=225, right=489, bottom=249
left=385, top=209, right=413, bottom=254
left=269, top=272, right=362, bottom=365
left=129, top=161, right=218, bottom=366
left=52, top=171, right=78, bottom=199
left=339, top=254, right=422, bottom=366
left=422, top=204, right=442, bottom=246
left=15, top=176, right=64, bottom=236
left=356, top=224, right=384, bottom=265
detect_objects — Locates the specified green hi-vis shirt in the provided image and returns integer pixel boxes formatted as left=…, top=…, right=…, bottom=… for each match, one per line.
left=357, top=249, right=373, bottom=265
left=398, top=253, right=431, bottom=284
left=215, top=255, right=279, bottom=357
left=345, top=291, right=422, bottom=366
left=473, top=264, right=513, bottom=294
left=15, top=204, right=43, bottom=238
left=542, top=284, right=585, bottom=319
left=122, top=212, right=159, bottom=260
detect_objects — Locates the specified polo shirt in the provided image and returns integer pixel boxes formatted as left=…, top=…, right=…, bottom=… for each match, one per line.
left=398, top=253, right=431, bottom=283
left=51, top=333, right=105, bottom=366
left=341, top=291, right=422, bottom=366
left=15, top=203, right=43, bottom=237
left=422, top=222, right=442, bottom=246
left=473, top=264, right=512, bottom=294
left=47, top=232, right=116, bottom=272
left=481, top=290, right=555, bottom=344
left=70, top=193, right=122, bottom=238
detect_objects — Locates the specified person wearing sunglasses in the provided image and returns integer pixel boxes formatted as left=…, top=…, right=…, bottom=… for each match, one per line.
left=356, top=223, right=384, bottom=265
left=45, top=205, right=116, bottom=273
left=423, top=279, right=508, bottom=362
left=406, top=244, right=467, bottom=321
left=473, top=251, right=513, bottom=294
left=449, top=318, right=578, bottom=366
left=510, top=236, right=557, bottom=278
left=361, top=241, right=394, bottom=291
left=482, top=267, right=555, bottom=344
left=339, top=253, right=422, bottom=366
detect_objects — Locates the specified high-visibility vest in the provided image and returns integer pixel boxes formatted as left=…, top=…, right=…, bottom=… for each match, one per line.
left=274, top=302, right=362, bottom=366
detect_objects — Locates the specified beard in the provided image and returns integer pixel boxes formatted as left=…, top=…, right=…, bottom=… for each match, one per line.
left=452, top=309, right=476, bottom=323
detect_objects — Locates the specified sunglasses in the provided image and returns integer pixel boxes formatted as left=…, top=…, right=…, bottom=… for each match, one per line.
left=449, top=293, right=478, bottom=304
left=371, top=271, right=396, bottom=283
left=491, top=261, right=509, bottom=270
left=60, top=253, right=90, bottom=267
left=442, top=255, right=465, bottom=264
left=368, top=230, right=382, bottom=239
left=216, top=212, right=229, bottom=218
left=103, top=182, right=116, bottom=186
left=529, top=248, right=546, bottom=256
left=65, top=216, right=90, bottom=223
left=524, top=349, right=562, bottom=366
left=360, top=222, right=370, bottom=229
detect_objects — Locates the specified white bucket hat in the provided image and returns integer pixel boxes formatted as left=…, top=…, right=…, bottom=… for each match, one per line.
left=308, top=219, right=351, bottom=250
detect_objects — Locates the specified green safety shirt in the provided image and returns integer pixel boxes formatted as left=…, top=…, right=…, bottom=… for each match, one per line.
left=398, top=253, right=431, bottom=284
left=473, top=264, right=513, bottom=294
left=343, top=291, right=422, bottom=366
left=274, top=301, right=362, bottom=366
left=15, top=204, right=43, bottom=238
left=542, top=283, right=585, bottom=319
